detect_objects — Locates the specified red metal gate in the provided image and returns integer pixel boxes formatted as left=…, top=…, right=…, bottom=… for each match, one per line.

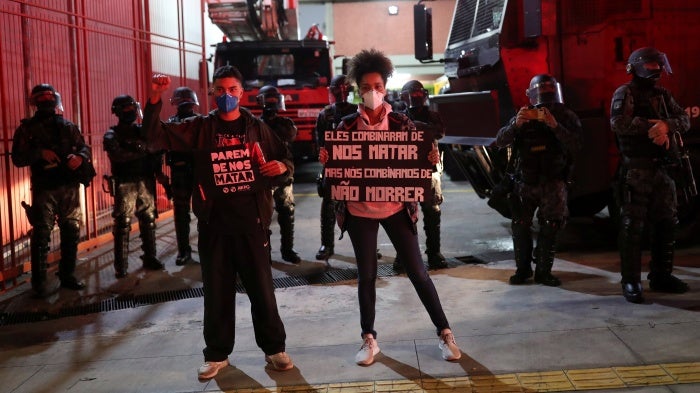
left=0, top=0, right=206, bottom=292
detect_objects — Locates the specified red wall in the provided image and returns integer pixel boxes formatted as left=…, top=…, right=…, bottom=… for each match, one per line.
left=0, top=0, right=206, bottom=289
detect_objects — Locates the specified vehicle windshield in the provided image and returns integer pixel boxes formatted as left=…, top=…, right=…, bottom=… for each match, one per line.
left=216, top=47, right=332, bottom=89
left=449, top=0, right=506, bottom=46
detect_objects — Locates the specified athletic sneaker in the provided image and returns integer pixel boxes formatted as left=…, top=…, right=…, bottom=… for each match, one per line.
left=439, top=329, right=461, bottom=361
left=197, top=359, right=229, bottom=380
left=265, top=352, right=294, bottom=371
left=355, top=334, right=380, bottom=366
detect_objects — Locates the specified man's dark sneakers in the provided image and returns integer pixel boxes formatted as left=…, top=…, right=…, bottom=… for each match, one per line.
left=60, top=275, right=86, bottom=290
left=509, top=268, right=533, bottom=285
left=315, top=245, right=334, bottom=260
left=622, top=281, right=644, bottom=303
left=648, top=273, right=690, bottom=293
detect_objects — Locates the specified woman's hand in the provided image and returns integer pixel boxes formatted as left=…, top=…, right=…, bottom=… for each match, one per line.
left=319, top=147, right=328, bottom=165
left=428, top=144, right=440, bottom=166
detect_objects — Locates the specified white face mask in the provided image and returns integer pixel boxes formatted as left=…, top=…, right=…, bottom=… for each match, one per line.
left=361, top=89, right=385, bottom=110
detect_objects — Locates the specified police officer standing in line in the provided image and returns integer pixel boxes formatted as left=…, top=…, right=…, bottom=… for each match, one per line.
left=393, top=80, right=448, bottom=271
left=167, top=87, right=199, bottom=266
left=257, top=85, right=301, bottom=264
left=313, top=75, right=358, bottom=260
left=611, top=47, right=690, bottom=303
left=12, top=84, right=93, bottom=296
left=496, top=74, right=582, bottom=287
left=104, top=95, right=165, bottom=278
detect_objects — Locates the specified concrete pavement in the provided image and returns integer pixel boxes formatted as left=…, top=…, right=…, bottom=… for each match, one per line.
left=0, top=168, right=699, bottom=392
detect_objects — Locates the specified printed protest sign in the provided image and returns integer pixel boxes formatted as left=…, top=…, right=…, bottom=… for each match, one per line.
left=323, top=129, right=433, bottom=202
left=194, top=143, right=265, bottom=198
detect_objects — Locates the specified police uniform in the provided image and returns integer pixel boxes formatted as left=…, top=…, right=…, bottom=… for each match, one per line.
left=313, top=101, right=358, bottom=260
left=611, top=50, right=691, bottom=302
left=167, top=112, right=197, bottom=265
left=104, top=99, right=164, bottom=278
left=12, top=88, right=92, bottom=295
left=398, top=105, right=447, bottom=269
left=261, top=114, right=300, bottom=263
left=497, top=100, right=582, bottom=286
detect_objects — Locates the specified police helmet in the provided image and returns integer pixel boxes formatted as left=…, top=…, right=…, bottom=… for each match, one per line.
left=329, top=74, right=353, bottom=104
left=400, top=80, right=429, bottom=108
left=111, top=94, right=142, bottom=120
left=170, top=86, right=199, bottom=108
left=30, top=84, right=58, bottom=107
left=526, top=74, right=563, bottom=106
left=626, top=47, right=672, bottom=79
left=256, top=85, right=285, bottom=111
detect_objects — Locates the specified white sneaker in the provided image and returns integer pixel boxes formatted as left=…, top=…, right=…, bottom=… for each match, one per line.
left=439, top=329, right=461, bottom=361
left=355, top=334, right=380, bottom=366
left=197, top=359, right=229, bottom=379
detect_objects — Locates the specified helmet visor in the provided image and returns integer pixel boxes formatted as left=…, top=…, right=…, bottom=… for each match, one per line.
left=630, top=51, right=673, bottom=78
left=118, top=101, right=143, bottom=120
left=329, top=85, right=352, bottom=103
left=260, top=94, right=285, bottom=111
left=526, top=80, right=563, bottom=106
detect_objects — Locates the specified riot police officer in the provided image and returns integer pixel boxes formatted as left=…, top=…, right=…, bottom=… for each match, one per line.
left=496, top=74, right=582, bottom=287
left=611, top=47, right=691, bottom=303
left=393, top=80, right=448, bottom=271
left=313, top=75, right=358, bottom=260
left=12, top=84, right=93, bottom=296
left=104, top=95, right=164, bottom=278
left=257, top=85, right=301, bottom=264
left=167, top=87, right=199, bottom=266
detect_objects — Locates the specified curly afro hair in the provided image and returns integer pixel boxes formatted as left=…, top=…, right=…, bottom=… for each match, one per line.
left=347, top=48, right=394, bottom=86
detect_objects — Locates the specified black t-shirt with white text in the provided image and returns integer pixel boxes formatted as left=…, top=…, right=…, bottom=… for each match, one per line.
left=209, top=117, right=261, bottom=234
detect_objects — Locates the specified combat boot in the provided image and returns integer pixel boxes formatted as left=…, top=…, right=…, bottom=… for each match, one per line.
left=57, top=221, right=85, bottom=290
left=278, top=208, right=300, bottom=264
left=113, top=227, right=130, bottom=278
left=175, top=249, right=194, bottom=266
left=533, top=220, right=561, bottom=287
left=619, top=217, right=644, bottom=303
left=316, top=199, right=336, bottom=260
left=647, top=219, right=689, bottom=294
left=392, top=256, right=404, bottom=273
left=509, top=220, right=533, bottom=285
left=424, top=209, right=447, bottom=269
left=30, top=241, right=50, bottom=297
left=140, top=218, right=164, bottom=270
left=174, top=203, right=194, bottom=265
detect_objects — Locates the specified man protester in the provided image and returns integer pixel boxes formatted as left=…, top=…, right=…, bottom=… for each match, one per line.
left=12, top=84, right=93, bottom=297
left=143, top=66, right=295, bottom=379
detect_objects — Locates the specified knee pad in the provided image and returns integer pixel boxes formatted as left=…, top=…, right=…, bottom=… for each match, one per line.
left=621, top=216, right=644, bottom=236
left=276, top=204, right=294, bottom=216
left=511, top=218, right=532, bottom=230
left=114, top=216, right=132, bottom=234
left=59, top=219, right=81, bottom=242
